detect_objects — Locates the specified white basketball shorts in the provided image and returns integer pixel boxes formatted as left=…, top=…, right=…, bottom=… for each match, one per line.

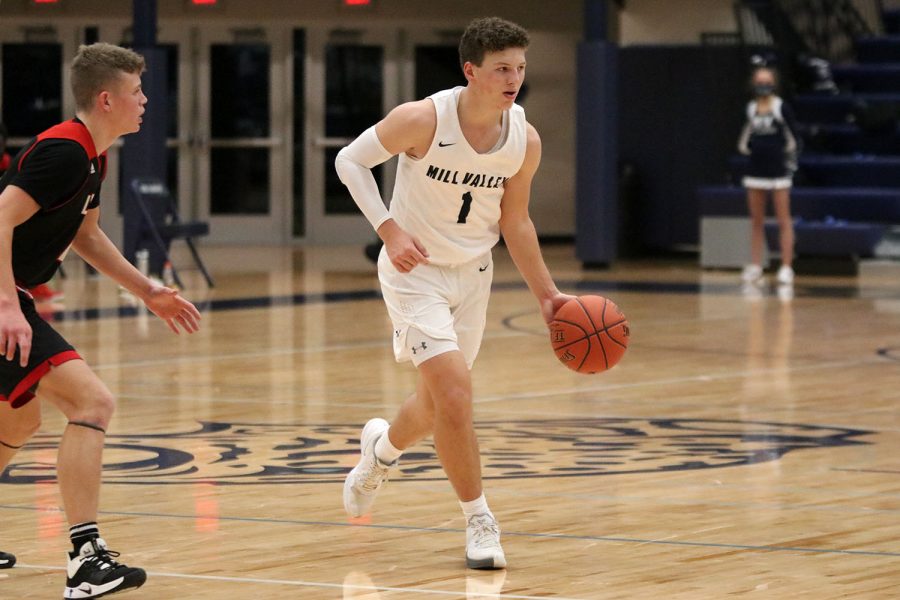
left=377, top=246, right=493, bottom=369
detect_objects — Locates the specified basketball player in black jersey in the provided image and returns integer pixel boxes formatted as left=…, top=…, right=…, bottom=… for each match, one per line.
left=0, top=43, right=201, bottom=598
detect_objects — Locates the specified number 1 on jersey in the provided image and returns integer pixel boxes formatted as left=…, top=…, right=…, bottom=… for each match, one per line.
left=457, top=191, right=473, bottom=224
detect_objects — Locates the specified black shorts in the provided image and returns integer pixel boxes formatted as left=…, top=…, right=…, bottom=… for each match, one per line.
left=0, top=290, right=80, bottom=408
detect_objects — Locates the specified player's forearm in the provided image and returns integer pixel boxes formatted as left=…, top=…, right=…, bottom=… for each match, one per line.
left=0, top=187, right=40, bottom=305
left=335, top=127, right=393, bottom=231
left=376, top=218, right=405, bottom=244
left=0, top=227, right=19, bottom=307
left=502, top=217, right=559, bottom=302
left=72, top=230, right=155, bottom=300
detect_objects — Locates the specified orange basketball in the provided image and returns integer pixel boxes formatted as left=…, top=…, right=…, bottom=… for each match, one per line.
left=549, top=295, right=630, bottom=374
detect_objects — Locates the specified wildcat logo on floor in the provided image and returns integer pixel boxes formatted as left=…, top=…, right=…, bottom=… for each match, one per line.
left=0, top=418, right=871, bottom=485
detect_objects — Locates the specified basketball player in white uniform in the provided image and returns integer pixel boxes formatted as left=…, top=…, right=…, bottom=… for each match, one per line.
left=335, top=16, right=573, bottom=569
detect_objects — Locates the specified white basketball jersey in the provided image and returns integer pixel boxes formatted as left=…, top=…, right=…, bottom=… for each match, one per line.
left=389, top=86, right=527, bottom=266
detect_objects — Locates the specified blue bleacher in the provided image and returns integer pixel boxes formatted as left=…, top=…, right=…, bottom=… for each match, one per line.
left=699, top=185, right=892, bottom=261
left=792, top=93, right=900, bottom=124
left=728, top=155, right=900, bottom=187
left=768, top=219, right=886, bottom=257
left=798, top=123, right=900, bottom=155
left=699, top=186, right=900, bottom=222
left=831, top=64, right=900, bottom=92
left=855, top=37, right=900, bottom=63
left=884, top=9, right=900, bottom=35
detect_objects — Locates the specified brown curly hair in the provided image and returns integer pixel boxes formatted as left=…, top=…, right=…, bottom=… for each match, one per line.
left=459, top=17, right=530, bottom=70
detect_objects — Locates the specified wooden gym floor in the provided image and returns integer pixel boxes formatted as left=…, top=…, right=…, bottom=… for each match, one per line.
left=1, top=244, right=898, bottom=599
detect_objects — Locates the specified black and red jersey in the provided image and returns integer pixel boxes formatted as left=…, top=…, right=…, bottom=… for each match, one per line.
left=0, top=118, right=107, bottom=287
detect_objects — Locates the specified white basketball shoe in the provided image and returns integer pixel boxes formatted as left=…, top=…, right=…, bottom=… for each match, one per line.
left=343, top=418, right=395, bottom=517
left=741, top=264, right=763, bottom=283
left=777, top=265, right=795, bottom=285
left=466, top=514, right=507, bottom=570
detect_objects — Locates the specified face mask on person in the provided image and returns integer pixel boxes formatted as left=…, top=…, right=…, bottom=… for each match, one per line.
left=754, top=83, right=775, bottom=97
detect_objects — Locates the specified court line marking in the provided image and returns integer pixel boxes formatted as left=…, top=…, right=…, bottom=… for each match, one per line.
left=1, top=504, right=897, bottom=558
left=475, top=356, right=885, bottom=404
left=109, top=389, right=900, bottom=430
left=103, top=355, right=900, bottom=435
left=87, top=309, right=872, bottom=373
left=100, top=351, right=881, bottom=404
left=483, top=486, right=900, bottom=515
left=832, top=467, right=900, bottom=475
left=106, top=381, right=900, bottom=436
left=88, top=330, right=525, bottom=372
left=11, top=564, right=585, bottom=600
left=47, top=276, right=900, bottom=325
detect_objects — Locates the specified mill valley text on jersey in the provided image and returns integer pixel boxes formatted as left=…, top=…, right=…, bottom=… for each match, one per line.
left=424, top=164, right=510, bottom=189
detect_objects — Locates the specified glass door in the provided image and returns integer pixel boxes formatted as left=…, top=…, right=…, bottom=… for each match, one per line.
left=100, top=23, right=288, bottom=245
left=0, top=24, right=79, bottom=196
left=132, top=24, right=289, bottom=245
left=403, top=29, right=467, bottom=101
left=304, top=28, right=398, bottom=244
left=0, top=28, right=67, bottom=149
left=195, top=26, right=288, bottom=244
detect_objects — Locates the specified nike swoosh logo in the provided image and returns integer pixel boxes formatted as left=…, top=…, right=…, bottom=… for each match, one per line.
left=438, top=141, right=455, bottom=147
left=479, top=265, right=489, bottom=272
left=67, top=577, right=124, bottom=597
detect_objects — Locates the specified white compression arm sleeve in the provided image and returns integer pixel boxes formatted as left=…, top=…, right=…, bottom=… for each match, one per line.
left=335, top=126, right=394, bottom=230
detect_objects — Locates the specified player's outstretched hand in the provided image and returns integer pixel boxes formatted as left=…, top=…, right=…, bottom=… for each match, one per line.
left=144, top=285, right=202, bottom=334
left=379, top=220, right=429, bottom=273
left=0, top=305, right=32, bottom=366
left=541, top=292, right=577, bottom=326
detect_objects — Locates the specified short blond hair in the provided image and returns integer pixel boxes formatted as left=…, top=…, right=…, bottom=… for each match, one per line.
left=71, top=43, right=145, bottom=111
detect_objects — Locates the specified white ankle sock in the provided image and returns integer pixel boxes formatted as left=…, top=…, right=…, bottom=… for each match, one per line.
left=374, top=430, right=402, bottom=465
left=459, top=494, right=492, bottom=520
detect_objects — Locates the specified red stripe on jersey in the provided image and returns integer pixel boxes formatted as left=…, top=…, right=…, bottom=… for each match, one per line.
left=38, top=120, right=98, bottom=158
left=16, top=119, right=108, bottom=182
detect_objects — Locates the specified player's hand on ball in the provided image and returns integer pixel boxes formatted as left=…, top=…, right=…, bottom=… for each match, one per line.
left=379, top=220, right=430, bottom=273
left=144, top=285, right=202, bottom=334
left=541, top=292, right=577, bottom=325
